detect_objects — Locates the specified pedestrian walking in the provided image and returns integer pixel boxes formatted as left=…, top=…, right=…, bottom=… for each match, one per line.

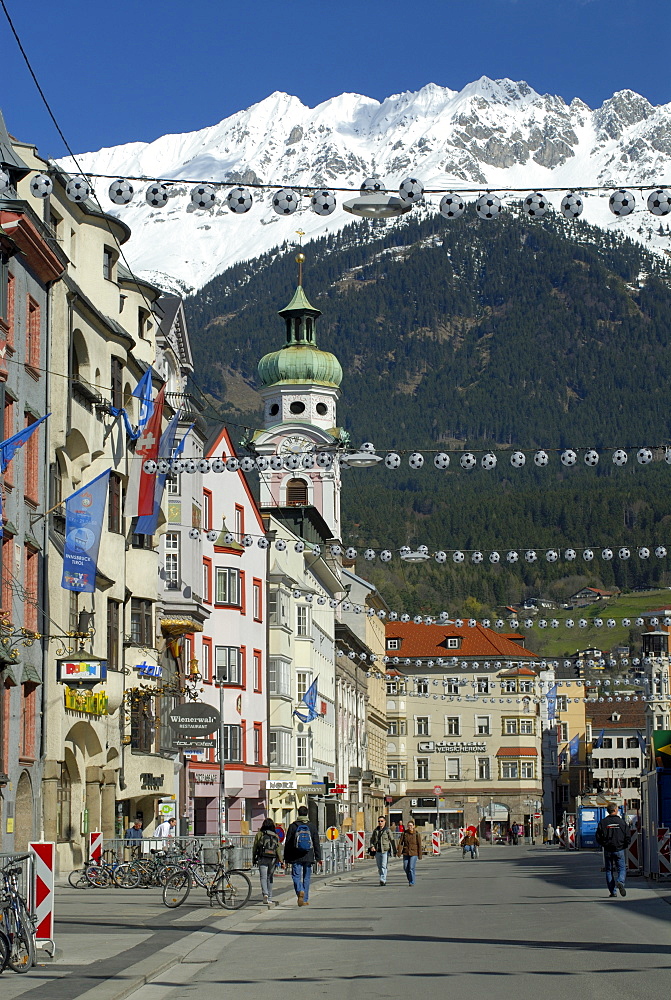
left=252, top=818, right=283, bottom=909
left=595, top=803, right=631, bottom=898
left=284, top=805, right=322, bottom=907
left=124, top=820, right=143, bottom=842
left=369, top=815, right=396, bottom=885
left=546, top=823, right=554, bottom=846
left=462, top=830, right=479, bottom=859
left=398, top=820, right=422, bottom=885
left=511, top=822, right=520, bottom=845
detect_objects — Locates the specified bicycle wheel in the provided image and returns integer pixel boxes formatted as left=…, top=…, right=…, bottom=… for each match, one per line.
left=128, top=861, right=152, bottom=887
left=162, top=870, right=191, bottom=908
left=68, top=867, right=89, bottom=888
left=85, top=864, right=111, bottom=887
left=6, top=908, right=35, bottom=973
left=113, top=863, right=141, bottom=889
left=213, top=869, right=252, bottom=910
left=0, top=928, right=10, bottom=972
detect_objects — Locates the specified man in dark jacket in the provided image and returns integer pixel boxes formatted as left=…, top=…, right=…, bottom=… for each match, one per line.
left=284, top=805, right=322, bottom=906
left=595, top=803, right=631, bottom=897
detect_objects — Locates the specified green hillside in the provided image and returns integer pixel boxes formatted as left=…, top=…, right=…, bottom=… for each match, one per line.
left=185, top=208, right=671, bottom=615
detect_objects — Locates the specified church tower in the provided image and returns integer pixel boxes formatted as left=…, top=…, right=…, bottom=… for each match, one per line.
left=252, top=254, right=345, bottom=539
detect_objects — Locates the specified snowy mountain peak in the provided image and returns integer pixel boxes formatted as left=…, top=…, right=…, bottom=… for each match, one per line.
left=62, top=79, right=671, bottom=293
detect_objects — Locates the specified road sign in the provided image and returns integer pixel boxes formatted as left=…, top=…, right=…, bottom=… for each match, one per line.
left=275, top=825, right=285, bottom=843
left=433, top=785, right=442, bottom=796
left=326, top=826, right=339, bottom=841
left=534, top=812, right=542, bottom=819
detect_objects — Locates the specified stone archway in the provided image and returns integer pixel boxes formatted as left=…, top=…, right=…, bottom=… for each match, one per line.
left=14, top=772, right=34, bottom=851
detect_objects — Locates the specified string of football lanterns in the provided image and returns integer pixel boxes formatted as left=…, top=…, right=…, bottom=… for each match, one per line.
left=142, top=444, right=671, bottom=478
left=11, top=168, right=671, bottom=222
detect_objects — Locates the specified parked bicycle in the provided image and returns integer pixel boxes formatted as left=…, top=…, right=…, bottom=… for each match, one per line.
left=162, top=855, right=251, bottom=910
left=0, top=855, right=35, bottom=973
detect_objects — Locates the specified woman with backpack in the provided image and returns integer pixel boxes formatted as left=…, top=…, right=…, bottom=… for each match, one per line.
left=252, top=818, right=283, bottom=909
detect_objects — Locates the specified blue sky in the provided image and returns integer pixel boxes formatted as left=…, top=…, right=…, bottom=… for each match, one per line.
left=2, top=0, right=668, bottom=158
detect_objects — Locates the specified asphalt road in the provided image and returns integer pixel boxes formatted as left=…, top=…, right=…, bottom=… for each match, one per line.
left=127, top=846, right=671, bottom=1000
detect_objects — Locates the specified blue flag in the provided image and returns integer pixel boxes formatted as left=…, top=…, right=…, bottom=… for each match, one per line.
left=559, top=750, right=567, bottom=766
left=173, top=423, right=194, bottom=459
left=569, top=733, right=580, bottom=761
left=293, top=677, right=320, bottom=723
left=0, top=413, right=50, bottom=472
left=636, top=730, right=647, bottom=754
left=546, top=684, right=557, bottom=722
left=109, top=406, right=141, bottom=441
left=134, top=411, right=181, bottom=535
left=132, top=369, right=154, bottom=432
left=593, top=728, right=605, bottom=749
left=62, top=470, right=110, bottom=593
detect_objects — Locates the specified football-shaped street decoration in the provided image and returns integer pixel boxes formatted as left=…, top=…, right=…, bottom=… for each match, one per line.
left=434, top=452, right=450, bottom=469
left=637, top=448, right=653, bottom=465
left=655, top=546, right=667, bottom=558
left=146, top=183, right=169, bottom=207
left=564, top=548, right=576, bottom=560
left=546, top=549, right=558, bottom=562
left=380, top=549, right=392, bottom=562
left=525, top=549, right=537, bottom=563
left=561, top=449, right=577, bottom=467
left=211, top=458, right=225, bottom=473
left=398, top=177, right=424, bottom=205
left=460, top=452, right=477, bottom=470
left=439, top=192, right=465, bottom=218
left=409, top=452, right=424, bottom=469
left=453, top=551, right=465, bottom=563
left=612, top=449, right=628, bottom=466
left=534, top=450, right=549, bottom=467
left=609, top=189, right=635, bottom=216
left=190, top=184, right=217, bottom=210
left=316, top=452, right=333, bottom=468
left=523, top=192, right=549, bottom=218
left=639, top=547, right=650, bottom=559
left=272, top=188, right=300, bottom=215
left=489, top=551, right=500, bottom=563
left=385, top=452, right=401, bottom=469
left=189, top=527, right=200, bottom=540
left=510, top=451, right=526, bottom=468
left=226, top=187, right=253, bottom=213
left=471, top=551, right=484, bottom=564
left=560, top=192, right=583, bottom=218
left=30, top=173, right=53, bottom=198
left=109, top=178, right=133, bottom=204
left=311, top=189, right=336, bottom=216
left=602, top=548, right=613, bottom=560
left=647, top=188, right=671, bottom=216
left=506, top=550, right=519, bottom=563
left=226, top=457, right=240, bottom=471
left=361, top=178, right=383, bottom=193
left=618, top=547, right=631, bottom=560
left=475, top=193, right=502, bottom=219
left=66, top=176, right=91, bottom=203
left=584, top=449, right=599, bottom=467
left=481, top=453, right=497, bottom=470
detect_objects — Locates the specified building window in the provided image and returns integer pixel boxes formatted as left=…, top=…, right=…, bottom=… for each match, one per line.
left=253, top=724, right=262, bottom=765
left=24, top=547, right=38, bottom=632
left=296, top=605, right=310, bottom=636
left=386, top=680, right=398, bottom=695
left=446, top=678, right=459, bottom=695
left=6, top=271, right=14, bottom=350
left=558, top=723, right=569, bottom=742
left=22, top=415, right=39, bottom=505
left=203, top=489, right=212, bottom=531
left=69, top=590, right=79, bottom=634
left=202, top=558, right=212, bottom=603
left=269, top=588, right=289, bottom=627
left=520, top=719, right=534, bottom=735
left=416, top=679, right=428, bottom=695
left=557, top=695, right=568, bottom=712
left=56, top=762, right=72, bottom=843
left=446, top=637, right=460, bottom=649
left=445, top=717, right=460, bottom=736
left=130, top=599, right=153, bottom=646
left=416, top=716, right=430, bottom=736
left=269, top=729, right=291, bottom=767
left=26, top=297, right=40, bottom=371
left=130, top=692, right=155, bottom=752
left=602, top=738, right=613, bottom=749
left=108, top=473, right=122, bottom=533
left=215, top=646, right=242, bottom=685
left=502, top=679, right=516, bottom=693
left=222, top=725, right=242, bottom=763
left=387, top=638, right=400, bottom=650
left=478, top=757, right=491, bottom=780
left=416, top=758, right=429, bottom=781
left=446, top=758, right=460, bottom=780
left=215, top=567, right=240, bottom=606
left=268, top=658, right=291, bottom=697
left=296, top=734, right=311, bottom=769
left=519, top=680, right=533, bottom=693
left=253, top=579, right=262, bottom=622
left=107, top=599, right=120, bottom=670
left=103, top=246, right=115, bottom=281
left=20, top=684, right=37, bottom=758
left=234, top=505, right=244, bottom=540
left=476, top=716, right=490, bottom=736
left=387, top=719, right=407, bottom=736
left=164, top=533, right=179, bottom=589
left=253, top=650, right=262, bottom=693
left=388, top=763, right=407, bottom=780
left=166, top=475, right=179, bottom=497
left=521, top=761, right=535, bottom=779
left=110, top=356, right=123, bottom=410
left=505, top=718, right=517, bottom=736
left=477, top=678, right=489, bottom=693
left=297, top=670, right=312, bottom=703
left=201, top=639, right=211, bottom=683
left=501, top=761, right=519, bottom=779
left=286, top=478, right=308, bottom=505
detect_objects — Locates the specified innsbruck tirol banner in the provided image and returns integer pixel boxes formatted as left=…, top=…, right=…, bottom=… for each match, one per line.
left=62, top=469, right=111, bottom=593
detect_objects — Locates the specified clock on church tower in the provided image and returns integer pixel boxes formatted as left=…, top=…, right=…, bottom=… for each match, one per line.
left=251, top=257, right=346, bottom=538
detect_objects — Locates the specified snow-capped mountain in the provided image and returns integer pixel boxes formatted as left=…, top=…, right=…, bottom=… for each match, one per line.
left=61, top=78, right=671, bottom=292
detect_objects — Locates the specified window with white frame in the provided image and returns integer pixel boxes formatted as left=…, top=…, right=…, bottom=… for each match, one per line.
left=268, top=588, right=289, bottom=627
left=558, top=722, right=569, bottom=742
left=215, top=567, right=240, bottom=606
left=477, top=677, right=489, bottom=693
left=201, top=642, right=211, bottom=683
left=297, top=670, right=312, bottom=703
left=166, top=476, right=179, bottom=497
left=521, top=761, right=535, bottom=779
left=477, top=757, right=490, bottom=780
left=445, top=716, right=460, bottom=736
left=215, top=646, right=242, bottom=685
left=446, top=678, right=459, bottom=695
left=446, top=637, right=460, bottom=648
left=446, top=757, right=460, bottom=780
left=268, top=658, right=291, bottom=697
left=164, top=533, right=179, bottom=590
left=416, top=758, right=429, bottom=781
left=520, top=719, right=534, bottom=735
left=416, top=679, right=429, bottom=695
left=387, top=680, right=399, bottom=695
left=296, top=734, right=311, bottom=769
left=502, top=679, right=516, bottom=693
left=268, top=729, right=291, bottom=767
left=387, top=638, right=400, bottom=650
left=504, top=718, right=517, bottom=735
left=519, top=680, right=533, bottom=693
left=416, top=716, right=430, bottom=736
left=296, top=605, right=310, bottom=636
left=476, top=715, right=490, bottom=735
left=387, top=763, right=407, bottom=780
left=221, top=725, right=242, bottom=763
left=501, top=760, right=519, bottom=779
left=557, top=695, right=568, bottom=712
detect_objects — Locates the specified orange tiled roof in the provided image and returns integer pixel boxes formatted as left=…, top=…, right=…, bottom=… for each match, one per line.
left=496, top=747, right=538, bottom=757
left=384, top=622, right=538, bottom=659
left=498, top=665, right=537, bottom=677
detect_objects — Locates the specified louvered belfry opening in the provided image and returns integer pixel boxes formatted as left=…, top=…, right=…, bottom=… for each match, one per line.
left=286, top=478, right=308, bottom=506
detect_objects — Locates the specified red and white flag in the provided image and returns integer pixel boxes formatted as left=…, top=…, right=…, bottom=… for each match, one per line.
left=125, top=385, right=164, bottom=517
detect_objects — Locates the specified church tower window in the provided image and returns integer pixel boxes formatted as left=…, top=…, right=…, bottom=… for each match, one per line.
left=286, top=478, right=308, bottom=506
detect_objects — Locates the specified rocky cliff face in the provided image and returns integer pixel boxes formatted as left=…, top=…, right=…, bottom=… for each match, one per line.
left=62, top=78, right=671, bottom=292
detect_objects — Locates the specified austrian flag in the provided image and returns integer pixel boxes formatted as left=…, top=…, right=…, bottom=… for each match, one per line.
left=125, top=386, right=164, bottom=517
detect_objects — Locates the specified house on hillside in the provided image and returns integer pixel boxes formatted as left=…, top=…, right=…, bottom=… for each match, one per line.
left=570, top=587, right=617, bottom=606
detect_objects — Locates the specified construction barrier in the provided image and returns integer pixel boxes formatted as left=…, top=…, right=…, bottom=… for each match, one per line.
left=567, top=826, right=576, bottom=850
left=355, top=831, right=366, bottom=861
left=432, top=831, right=441, bottom=855
left=458, top=827, right=467, bottom=844
left=657, top=828, right=671, bottom=876
left=626, top=831, right=641, bottom=872
left=29, top=842, right=55, bottom=954
left=88, top=831, right=103, bottom=863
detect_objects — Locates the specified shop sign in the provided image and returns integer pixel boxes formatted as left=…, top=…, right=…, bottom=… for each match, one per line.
left=140, top=773, right=164, bottom=790
left=266, top=780, right=297, bottom=790
left=173, top=739, right=216, bottom=750
left=169, top=703, right=221, bottom=737
left=418, top=740, right=487, bottom=753
left=57, top=658, right=107, bottom=684
left=191, top=771, right=217, bottom=784
left=298, top=784, right=324, bottom=794
left=136, top=661, right=162, bottom=678
left=64, top=688, right=108, bottom=716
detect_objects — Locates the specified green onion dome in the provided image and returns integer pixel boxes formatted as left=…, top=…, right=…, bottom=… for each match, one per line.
left=257, top=283, right=342, bottom=388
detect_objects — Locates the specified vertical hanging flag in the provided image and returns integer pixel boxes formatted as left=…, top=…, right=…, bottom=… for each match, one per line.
left=134, top=410, right=181, bottom=536
left=293, top=677, right=320, bottom=723
left=0, top=412, right=50, bottom=471
left=569, top=733, right=580, bottom=761
left=132, top=369, right=155, bottom=433
left=62, top=469, right=111, bottom=593
left=125, top=386, right=164, bottom=518
left=636, top=730, right=647, bottom=754
left=593, top=728, right=605, bottom=749
left=546, top=684, right=557, bottom=722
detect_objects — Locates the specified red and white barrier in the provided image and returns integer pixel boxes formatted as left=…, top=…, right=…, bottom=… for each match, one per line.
left=345, top=832, right=355, bottom=862
left=458, top=827, right=467, bottom=844
left=89, top=831, right=103, bottom=863
left=355, top=831, right=366, bottom=861
left=432, top=831, right=441, bottom=855
left=29, top=842, right=55, bottom=947
left=567, top=826, right=576, bottom=850
left=657, top=828, right=671, bottom=875
left=626, top=831, right=641, bottom=871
